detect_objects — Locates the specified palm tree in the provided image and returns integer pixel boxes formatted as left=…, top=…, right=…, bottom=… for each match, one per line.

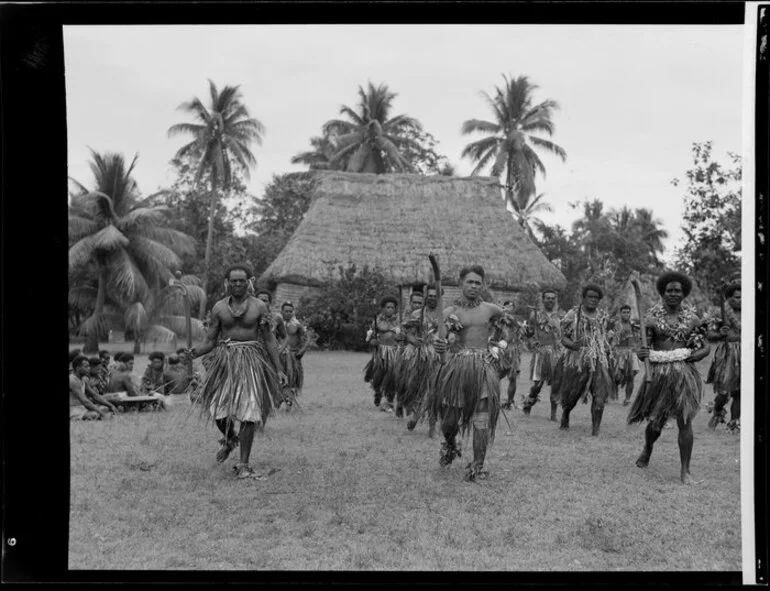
left=510, top=191, right=553, bottom=240
left=572, top=199, right=611, bottom=265
left=322, top=81, right=422, bottom=173
left=167, top=80, right=264, bottom=318
left=68, top=150, right=196, bottom=352
left=123, top=275, right=206, bottom=354
left=633, top=208, right=668, bottom=266
left=290, top=134, right=340, bottom=170
left=461, top=74, right=566, bottom=208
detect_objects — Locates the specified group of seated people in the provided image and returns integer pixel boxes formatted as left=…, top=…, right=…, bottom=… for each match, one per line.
left=68, top=347, right=195, bottom=420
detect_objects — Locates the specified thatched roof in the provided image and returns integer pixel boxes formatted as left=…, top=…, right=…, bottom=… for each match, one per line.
left=260, top=172, right=567, bottom=292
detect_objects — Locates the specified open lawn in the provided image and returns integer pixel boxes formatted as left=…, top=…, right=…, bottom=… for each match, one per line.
left=69, top=350, right=741, bottom=571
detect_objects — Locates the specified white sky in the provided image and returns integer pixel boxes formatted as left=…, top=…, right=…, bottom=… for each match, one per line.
left=64, top=24, right=745, bottom=259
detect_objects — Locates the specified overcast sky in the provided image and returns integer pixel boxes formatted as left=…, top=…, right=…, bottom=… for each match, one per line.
left=64, top=24, right=744, bottom=259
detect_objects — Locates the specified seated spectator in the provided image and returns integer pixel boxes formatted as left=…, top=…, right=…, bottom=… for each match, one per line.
left=70, top=356, right=113, bottom=420
left=69, top=349, right=82, bottom=375
left=141, top=351, right=173, bottom=396
left=88, top=357, right=109, bottom=394
left=99, top=350, right=111, bottom=370
left=106, top=353, right=139, bottom=397
left=86, top=357, right=119, bottom=414
left=166, top=354, right=191, bottom=394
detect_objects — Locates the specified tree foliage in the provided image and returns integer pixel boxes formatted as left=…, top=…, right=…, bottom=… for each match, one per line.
left=167, top=79, right=264, bottom=317
left=673, top=141, right=742, bottom=302
left=299, top=264, right=396, bottom=351
left=320, top=81, right=423, bottom=174
left=461, top=74, right=566, bottom=208
left=68, top=150, right=196, bottom=351
left=533, top=199, right=668, bottom=308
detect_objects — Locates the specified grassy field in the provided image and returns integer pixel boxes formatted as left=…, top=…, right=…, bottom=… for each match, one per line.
left=69, top=350, right=741, bottom=571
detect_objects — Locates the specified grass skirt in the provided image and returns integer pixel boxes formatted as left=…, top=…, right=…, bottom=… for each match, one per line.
left=280, top=348, right=304, bottom=393
left=627, top=360, right=703, bottom=425
left=706, top=341, right=740, bottom=394
left=433, top=348, right=501, bottom=440
left=363, top=345, right=399, bottom=398
left=395, top=343, right=440, bottom=412
left=613, top=347, right=640, bottom=386
left=552, top=349, right=615, bottom=408
left=192, top=340, right=284, bottom=425
left=530, top=344, right=559, bottom=384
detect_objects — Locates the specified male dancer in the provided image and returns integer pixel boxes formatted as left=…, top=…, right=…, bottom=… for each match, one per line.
left=706, top=284, right=741, bottom=431
left=433, top=266, right=504, bottom=482
left=628, top=272, right=710, bottom=484
left=613, top=304, right=641, bottom=406
left=190, top=264, right=287, bottom=479
left=553, top=284, right=615, bottom=436
left=278, top=300, right=310, bottom=404
left=521, top=290, right=563, bottom=420
left=364, top=295, right=401, bottom=412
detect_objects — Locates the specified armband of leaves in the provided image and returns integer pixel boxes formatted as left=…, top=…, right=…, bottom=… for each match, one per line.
left=445, top=314, right=463, bottom=334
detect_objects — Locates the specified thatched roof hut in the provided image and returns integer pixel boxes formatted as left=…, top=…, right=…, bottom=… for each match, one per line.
left=260, top=171, right=566, bottom=305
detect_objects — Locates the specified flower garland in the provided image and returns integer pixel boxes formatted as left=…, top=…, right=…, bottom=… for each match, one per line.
left=646, top=302, right=705, bottom=350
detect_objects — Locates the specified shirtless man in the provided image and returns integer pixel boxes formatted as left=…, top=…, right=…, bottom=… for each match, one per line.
left=497, top=300, right=523, bottom=412
left=433, top=266, right=504, bottom=482
left=405, top=285, right=443, bottom=436
left=706, top=284, right=741, bottom=431
left=521, top=290, right=563, bottom=420
left=364, top=295, right=401, bottom=412
left=394, top=288, right=425, bottom=418
left=279, top=301, right=310, bottom=403
left=628, top=272, right=710, bottom=485
left=190, top=265, right=287, bottom=479
left=256, top=288, right=287, bottom=343
left=70, top=356, right=114, bottom=420
left=613, top=304, right=641, bottom=406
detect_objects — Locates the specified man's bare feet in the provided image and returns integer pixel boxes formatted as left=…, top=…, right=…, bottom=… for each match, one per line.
left=635, top=452, right=651, bottom=468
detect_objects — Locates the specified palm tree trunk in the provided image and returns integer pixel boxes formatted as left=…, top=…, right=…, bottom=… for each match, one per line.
left=84, top=267, right=108, bottom=353
left=198, top=184, right=218, bottom=320
left=133, top=336, right=142, bottom=355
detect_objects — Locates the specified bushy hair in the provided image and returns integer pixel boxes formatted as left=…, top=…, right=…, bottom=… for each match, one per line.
left=619, top=304, right=632, bottom=312
left=581, top=283, right=604, bottom=299
left=542, top=289, right=558, bottom=299
left=656, top=272, right=692, bottom=297
left=224, top=263, right=253, bottom=280
left=122, top=353, right=135, bottom=362
left=281, top=301, right=295, bottom=310
left=72, top=355, right=89, bottom=370
left=148, top=351, right=165, bottom=362
left=379, top=295, right=399, bottom=308
left=459, top=265, right=485, bottom=281
left=69, top=349, right=82, bottom=363
left=88, top=357, right=102, bottom=366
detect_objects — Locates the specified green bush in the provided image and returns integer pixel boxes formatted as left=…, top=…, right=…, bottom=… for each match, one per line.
left=299, top=264, right=397, bottom=351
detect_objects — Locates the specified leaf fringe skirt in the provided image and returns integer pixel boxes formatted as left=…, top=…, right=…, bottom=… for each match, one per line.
left=552, top=349, right=615, bottom=408
left=192, top=340, right=283, bottom=425
left=395, top=343, right=439, bottom=411
left=530, top=344, right=559, bottom=384
left=613, top=347, right=640, bottom=387
left=706, top=341, right=740, bottom=394
left=627, top=359, right=703, bottom=425
left=280, top=348, right=304, bottom=392
left=432, top=348, right=501, bottom=440
left=364, top=344, right=399, bottom=398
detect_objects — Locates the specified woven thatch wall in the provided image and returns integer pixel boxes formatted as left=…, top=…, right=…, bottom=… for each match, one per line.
left=274, top=283, right=323, bottom=307
left=260, top=172, right=566, bottom=293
